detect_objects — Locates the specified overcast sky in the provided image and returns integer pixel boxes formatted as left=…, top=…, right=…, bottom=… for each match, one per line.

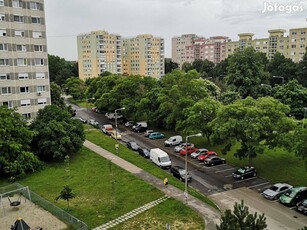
left=44, top=0, right=307, bottom=61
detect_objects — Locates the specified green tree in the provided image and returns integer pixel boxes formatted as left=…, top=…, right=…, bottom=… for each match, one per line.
left=272, top=80, right=307, bottom=119
left=65, top=77, right=86, bottom=100
left=225, top=47, right=270, bottom=98
left=165, top=58, right=179, bottom=74
left=292, top=127, right=307, bottom=168
left=296, top=47, right=307, bottom=87
left=211, top=97, right=295, bottom=166
left=213, top=58, right=229, bottom=80
left=217, top=201, right=267, bottom=230
left=48, top=54, right=74, bottom=86
left=267, top=52, right=298, bottom=85
left=55, top=185, right=75, bottom=207
left=181, top=62, right=193, bottom=72
left=30, top=105, right=85, bottom=160
left=0, top=107, right=42, bottom=178
left=218, top=90, right=241, bottom=105
left=192, top=59, right=215, bottom=78
left=50, top=82, right=65, bottom=109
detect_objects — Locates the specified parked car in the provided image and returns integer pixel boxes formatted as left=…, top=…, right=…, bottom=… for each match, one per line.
left=148, top=132, right=165, bottom=140
left=204, top=156, right=226, bottom=166
left=101, top=124, right=113, bottom=135
left=132, top=122, right=148, bottom=132
left=262, top=183, right=293, bottom=200
left=137, top=148, right=150, bottom=158
left=110, top=130, right=122, bottom=140
left=232, top=166, right=257, bottom=180
left=190, top=148, right=208, bottom=159
left=174, top=143, right=194, bottom=153
left=179, top=146, right=198, bottom=156
left=170, top=166, right=192, bottom=182
left=126, top=141, right=139, bottom=151
left=279, top=187, right=307, bottom=206
left=164, top=135, right=183, bottom=146
left=296, top=199, right=307, bottom=215
left=88, top=119, right=99, bottom=127
left=92, top=107, right=99, bottom=113
left=144, top=130, right=154, bottom=137
left=197, top=151, right=217, bottom=162
left=76, top=117, right=87, bottom=123
left=125, top=121, right=135, bottom=127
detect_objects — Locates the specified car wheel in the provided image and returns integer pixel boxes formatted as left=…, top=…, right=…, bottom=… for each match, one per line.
left=211, top=162, right=214, bottom=166
left=253, top=172, right=256, bottom=177
left=222, top=160, right=225, bottom=164
left=241, top=176, right=244, bottom=180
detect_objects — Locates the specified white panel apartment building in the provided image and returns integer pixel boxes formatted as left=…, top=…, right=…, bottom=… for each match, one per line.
left=0, top=0, right=50, bottom=119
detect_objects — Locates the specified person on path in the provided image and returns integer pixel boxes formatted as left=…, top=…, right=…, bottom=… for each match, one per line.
left=163, top=177, right=168, bottom=188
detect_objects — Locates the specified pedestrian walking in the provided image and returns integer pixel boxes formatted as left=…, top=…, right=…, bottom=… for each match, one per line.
left=163, top=177, right=168, bottom=188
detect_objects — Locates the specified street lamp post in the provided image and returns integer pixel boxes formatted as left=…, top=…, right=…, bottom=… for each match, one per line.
left=303, top=107, right=307, bottom=128
left=184, top=133, right=201, bottom=204
left=273, top=76, right=284, bottom=84
left=115, top=107, right=125, bottom=154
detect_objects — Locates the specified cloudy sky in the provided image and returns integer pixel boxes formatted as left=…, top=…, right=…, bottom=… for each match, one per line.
left=44, top=0, right=307, bottom=61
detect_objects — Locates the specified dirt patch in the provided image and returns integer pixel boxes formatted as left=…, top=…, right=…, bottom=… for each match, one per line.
left=0, top=195, right=67, bottom=230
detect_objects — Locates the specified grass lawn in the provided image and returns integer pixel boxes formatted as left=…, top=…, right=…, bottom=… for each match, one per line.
left=192, top=139, right=307, bottom=186
left=85, top=129, right=217, bottom=209
left=0, top=137, right=207, bottom=229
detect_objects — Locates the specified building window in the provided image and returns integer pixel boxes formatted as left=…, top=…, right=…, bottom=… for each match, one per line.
left=31, top=17, right=40, bottom=24
left=292, top=31, right=297, bottom=35
left=301, top=38, right=305, bottom=42
left=301, top=31, right=306, bottom=35
left=20, top=86, right=29, bottom=93
left=0, top=58, right=9, bottom=65
left=0, top=29, right=6, bottom=36
left=20, top=99, right=31, bottom=106
left=13, top=15, right=24, bottom=22
left=32, top=31, right=42, bottom=38
left=17, top=58, right=27, bottom=66
left=36, top=85, right=46, bottom=92
left=12, top=0, right=22, bottom=8
left=16, top=44, right=26, bottom=52
left=0, top=73, right=10, bottom=80
left=0, top=43, right=8, bottom=51
left=291, top=45, right=296, bottom=48
left=300, top=44, right=305, bottom=49
left=37, top=98, right=47, bottom=105
left=22, top=113, right=31, bottom=119
left=30, top=2, right=40, bottom=10
left=0, top=0, right=4, bottom=6
left=291, top=38, right=296, bottom=42
left=18, top=73, right=28, bottom=80
left=3, top=101, right=13, bottom=108
left=15, top=30, right=25, bottom=37
left=0, top=14, right=5, bottom=21
left=1, top=87, right=12, bottom=94
left=34, top=45, right=43, bottom=52
left=36, top=72, right=45, bottom=79
left=35, top=58, right=44, bottom=65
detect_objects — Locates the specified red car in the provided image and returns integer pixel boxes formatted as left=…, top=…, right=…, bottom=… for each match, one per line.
left=197, top=151, right=217, bottom=161
left=180, top=147, right=198, bottom=156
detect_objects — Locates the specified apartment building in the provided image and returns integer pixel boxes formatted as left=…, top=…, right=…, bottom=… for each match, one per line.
left=0, top=0, right=51, bottom=119
left=122, top=34, right=164, bottom=79
left=77, top=30, right=122, bottom=80
left=226, top=28, right=307, bottom=62
left=172, top=34, right=229, bottom=67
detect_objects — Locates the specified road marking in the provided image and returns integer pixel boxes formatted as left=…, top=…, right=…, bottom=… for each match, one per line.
left=225, top=175, right=233, bottom=178
left=248, top=182, right=270, bottom=189
left=215, top=168, right=235, bottom=173
left=234, top=177, right=257, bottom=183
left=190, top=173, right=219, bottom=190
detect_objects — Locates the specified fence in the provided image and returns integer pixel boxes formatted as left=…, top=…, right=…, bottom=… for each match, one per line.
left=0, top=183, right=88, bottom=230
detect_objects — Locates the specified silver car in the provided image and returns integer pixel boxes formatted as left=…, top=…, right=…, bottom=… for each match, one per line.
left=262, top=183, right=293, bottom=200
left=174, top=143, right=194, bottom=153
left=190, top=148, right=208, bottom=159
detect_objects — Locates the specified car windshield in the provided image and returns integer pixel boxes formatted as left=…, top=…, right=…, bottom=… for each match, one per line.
left=284, top=190, right=296, bottom=198
left=160, top=156, right=170, bottom=162
left=269, top=186, right=279, bottom=191
left=131, top=142, right=137, bottom=147
left=178, top=169, right=187, bottom=175
left=237, top=168, right=246, bottom=173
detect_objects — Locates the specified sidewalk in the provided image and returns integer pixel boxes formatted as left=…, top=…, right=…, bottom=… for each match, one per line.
left=84, top=140, right=221, bottom=230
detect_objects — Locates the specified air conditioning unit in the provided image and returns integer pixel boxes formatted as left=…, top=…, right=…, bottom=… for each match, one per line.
left=37, top=92, right=41, bottom=96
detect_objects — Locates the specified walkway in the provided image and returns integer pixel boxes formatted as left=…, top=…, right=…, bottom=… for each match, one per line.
left=84, top=140, right=221, bottom=230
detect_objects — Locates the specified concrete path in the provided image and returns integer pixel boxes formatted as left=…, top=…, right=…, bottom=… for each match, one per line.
left=84, top=140, right=221, bottom=230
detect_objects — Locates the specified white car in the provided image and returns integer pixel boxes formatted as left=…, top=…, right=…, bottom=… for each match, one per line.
left=190, top=148, right=208, bottom=159
left=262, top=183, right=293, bottom=200
left=174, top=143, right=195, bottom=153
left=88, top=119, right=99, bottom=127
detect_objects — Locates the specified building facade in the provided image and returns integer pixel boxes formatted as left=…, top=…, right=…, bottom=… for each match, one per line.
left=77, top=30, right=122, bottom=80
left=172, top=34, right=229, bottom=67
left=0, top=0, right=51, bottom=119
left=226, top=28, right=307, bottom=62
left=122, top=34, right=164, bottom=79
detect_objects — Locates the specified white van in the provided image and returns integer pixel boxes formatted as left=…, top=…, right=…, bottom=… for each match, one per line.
left=150, top=148, right=172, bottom=169
left=164, top=135, right=183, bottom=146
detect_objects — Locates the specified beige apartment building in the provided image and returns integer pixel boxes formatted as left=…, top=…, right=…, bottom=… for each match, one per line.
left=0, top=0, right=51, bottom=119
left=77, top=30, right=122, bottom=80
left=226, top=28, right=307, bottom=62
left=172, top=34, right=229, bottom=67
left=122, top=34, right=164, bottom=79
